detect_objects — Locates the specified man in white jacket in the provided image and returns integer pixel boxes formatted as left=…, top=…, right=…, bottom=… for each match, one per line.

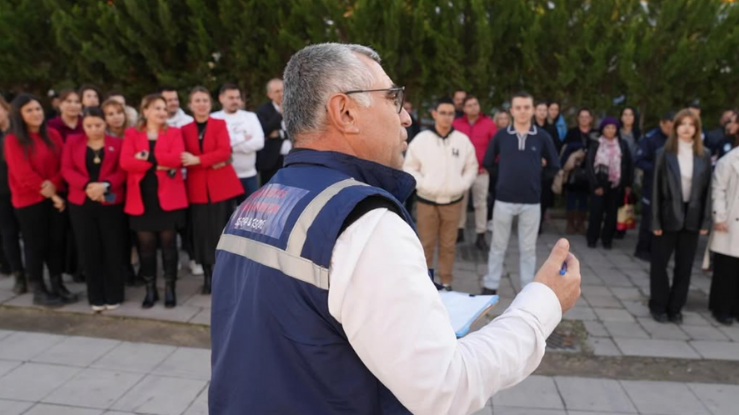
left=211, top=83, right=265, bottom=201
left=404, top=98, right=478, bottom=290
left=161, top=86, right=194, bottom=128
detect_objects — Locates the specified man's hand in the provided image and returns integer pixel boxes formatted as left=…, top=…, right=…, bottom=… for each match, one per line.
left=269, top=130, right=280, bottom=139
left=653, top=230, right=663, bottom=236
left=715, top=222, right=729, bottom=232
left=700, top=229, right=709, bottom=236
left=594, top=188, right=604, bottom=196
left=541, top=158, right=547, bottom=167
left=533, top=238, right=581, bottom=312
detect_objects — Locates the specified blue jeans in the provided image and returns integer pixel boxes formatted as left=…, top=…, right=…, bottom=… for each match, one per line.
left=237, top=176, right=259, bottom=204
left=567, top=191, right=589, bottom=212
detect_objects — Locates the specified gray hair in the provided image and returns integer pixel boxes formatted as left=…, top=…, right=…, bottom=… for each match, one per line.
left=283, top=43, right=381, bottom=138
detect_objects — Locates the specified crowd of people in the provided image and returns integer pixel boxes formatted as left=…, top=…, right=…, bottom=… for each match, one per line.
left=1, top=79, right=738, bottom=326
left=403, top=90, right=739, bottom=326
left=0, top=80, right=287, bottom=311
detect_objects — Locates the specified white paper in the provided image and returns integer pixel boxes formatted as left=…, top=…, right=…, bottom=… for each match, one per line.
left=439, top=291, right=498, bottom=337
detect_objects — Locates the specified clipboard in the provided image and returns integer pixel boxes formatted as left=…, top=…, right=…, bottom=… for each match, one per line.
left=439, top=291, right=499, bottom=338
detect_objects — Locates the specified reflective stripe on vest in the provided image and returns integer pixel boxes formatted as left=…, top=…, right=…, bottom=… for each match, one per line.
left=217, top=178, right=368, bottom=291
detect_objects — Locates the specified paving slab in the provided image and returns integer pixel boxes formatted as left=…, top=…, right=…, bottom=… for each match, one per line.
left=620, top=380, right=709, bottom=415
left=690, top=341, right=739, bottom=361
left=554, top=376, right=637, bottom=413
left=681, top=326, right=730, bottom=342
left=0, top=332, right=66, bottom=361
left=491, top=408, right=565, bottom=415
left=0, top=399, right=34, bottom=415
left=637, top=317, right=690, bottom=340
left=603, top=321, right=650, bottom=339
left=587, top=337, right=622, bottom=357
left=42, top=368, right=144, bottom=409
left=31, top=336, right=121, bottom=367
left=594, top=308, right=635, bottom=322
left=614, top=338, right=701, bottom=359
left=111, top=375, right=207, bottom=415
left=492, top=375, right=563, bottom=409
left=688, top=383, right=739, bottom=415
left=91, top=342, right=176, bottom=373
left=152, top=347, right=211, bottom=380
left=0, top=360, right=21, bottom=378
left=23, top=403, right=103, bottom=415
left=585, top=295, right=622, bottom=309
left=181, top=385, right=208, bottom=415
left=0, top=363, right=81, bottom=402
left=583, top=321, right=609, bottom=338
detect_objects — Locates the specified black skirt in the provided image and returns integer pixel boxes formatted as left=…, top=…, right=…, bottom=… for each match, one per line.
left=129, top=168, right=186, bottom=232
left=190, top=199, right=234, bottom=264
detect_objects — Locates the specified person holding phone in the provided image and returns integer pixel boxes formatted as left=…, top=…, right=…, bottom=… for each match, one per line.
left=62, top=107, right=127, bottom=311
left=181, top=87, right=243, bottom=294
left=4, top=93, right=76, bottom=307
left=650, top=109, right=712, bottom=324
left=121, top=94, right=188, bottom=309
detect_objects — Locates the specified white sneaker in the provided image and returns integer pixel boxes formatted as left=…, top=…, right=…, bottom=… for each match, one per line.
left=190, top=260, right=204, bottom=276
left=105, top=303, right=120, bottom=311
left=91, top=305, right=105, bottom=312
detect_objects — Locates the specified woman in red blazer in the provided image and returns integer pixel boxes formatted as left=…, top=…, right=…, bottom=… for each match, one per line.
left=4, top=94, right=77, bottom=307
left=181, top=87, right=244, bottom=294
left=120, top=94, right=188, bottom=309
left=62, top=107, right=127, bottom=311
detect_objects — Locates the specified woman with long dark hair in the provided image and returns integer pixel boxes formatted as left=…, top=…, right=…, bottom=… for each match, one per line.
left=121, top=94, right=188, bottom=308
left=181, top=87, right=243, bottom=294
left=585, top=117, right=634, bottom=249
left=0, top=96, right=25, bottom=292
left=62, top=107, right=127, bottom=311
left=4, top=94, right=78, bottom=306
left=620, top=107, right=641, bottom=160
left=650, top=109, right=712, bottom=324
left=47, top=89, right=83, bottom=142
left=79, top=84, right=101, bottom=109
left=561, top=108, right=596, bottom=234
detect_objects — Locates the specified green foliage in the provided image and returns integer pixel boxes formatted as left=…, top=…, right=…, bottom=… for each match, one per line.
left=1, top=0, right=738, bottom=127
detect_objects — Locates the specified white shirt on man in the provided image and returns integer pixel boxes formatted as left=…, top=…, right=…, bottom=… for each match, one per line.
left=166, top=108, right=194, bottom=128
left=211, top=109, right=265, bottom=178
left=328, top=208, right=562, bottom=414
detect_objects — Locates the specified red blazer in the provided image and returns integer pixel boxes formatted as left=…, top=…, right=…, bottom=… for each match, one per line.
left=61, top=134, right=126, bottom=206
left=181, top=118, right=244, bottom=204
left=4, top=129, right=65, bottom=208
left=120, top=126, right=188, bottom=215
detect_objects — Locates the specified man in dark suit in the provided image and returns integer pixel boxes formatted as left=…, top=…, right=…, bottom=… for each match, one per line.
left=256, top=78, right=290, bottom=185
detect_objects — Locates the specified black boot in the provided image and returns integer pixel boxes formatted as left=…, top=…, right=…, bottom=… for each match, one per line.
left=12, top=271, right=27, bottom=295
left=141, top=276, right=158, bottom=309
left=31, top=281, right=64, bottom=307
left=164, top=280, right=177, bottom=308
left=475, top=233, right=489, bottom=251
left=202, top=265, right=212, bottom=295
left=457, top=229, right=465, bottom=244
left=49, top=274, right=79, bottom=304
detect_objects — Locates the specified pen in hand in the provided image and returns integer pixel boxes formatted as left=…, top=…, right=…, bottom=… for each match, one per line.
left=560, top=262, right=568, bottom=276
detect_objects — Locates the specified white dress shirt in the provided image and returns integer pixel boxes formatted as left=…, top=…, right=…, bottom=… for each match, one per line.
left=211, top=110, right=265, bottom=178
left=329, top=209, right=562, bottom=415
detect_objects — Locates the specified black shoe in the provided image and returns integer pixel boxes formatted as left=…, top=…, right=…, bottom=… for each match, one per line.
left=164, top=281, right=177, bottom=308
left=614, top=231, right=626, bottom=240
left=713, top=313, right=734, bottom=326
left=603, top=242, right=612, bottom=250
left=634, top=251, right=651, bottom=262
left=651, top=311, right=669, bottom=323
left=72, top=271, right=86, bottom=283
left=441, top=284, right=452, bottom=292
left=49, top=275, right=79, bottom=304
left=668, top=313, right=683, bottom=325
left=456, top=229, right=464, bottom=244
left=31, top=284, right=64, bottom=308
left=142, top=280, right=159, bottom=309
left=475, top=234, right=489, bottom=251
left=481, top=288, right=497, bottom=295
left=202, top=275, right=212, bottom=295
left=0, top=263, right=11, bottom=275
left=12, top=271, right=27, bottom=295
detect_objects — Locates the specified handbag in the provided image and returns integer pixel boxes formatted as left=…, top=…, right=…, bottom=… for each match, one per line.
left=617, top=193, right=636, bottom=231
left=565, top=163, right=590, bottom=192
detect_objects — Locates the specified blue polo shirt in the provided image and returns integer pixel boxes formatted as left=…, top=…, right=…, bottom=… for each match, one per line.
left=483, top=125, right=560, bottom=204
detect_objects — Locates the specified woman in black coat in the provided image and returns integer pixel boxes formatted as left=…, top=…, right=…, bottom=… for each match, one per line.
left=650, top=109, right=712, bottom=324
left=586, top=117, right=634, bottom=249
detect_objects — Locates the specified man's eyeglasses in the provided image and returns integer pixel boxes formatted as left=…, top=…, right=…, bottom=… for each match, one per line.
left=344, top=86, right=405, bottom=114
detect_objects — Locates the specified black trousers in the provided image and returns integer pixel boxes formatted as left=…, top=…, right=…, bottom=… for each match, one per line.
left=14, top=199, right=66, bottom=285
left=709, top=252, right=739, bottom=317
left=69, top=201, right=127, bottom=306
left=0, top=194, right=23, bottom=273
left=649, top=229, right=700, bottom=315
left=587, top=187, right=620, bottom=245
left=635, top=199, right=653, bottom=255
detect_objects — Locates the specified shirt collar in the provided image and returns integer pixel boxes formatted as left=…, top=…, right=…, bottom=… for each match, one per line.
left=507, top=124, right=538, bottom=136
left=433, top=126, right=455, bottom=139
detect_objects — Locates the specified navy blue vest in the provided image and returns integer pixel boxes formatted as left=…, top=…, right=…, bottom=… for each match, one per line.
left=209, top=150, right=417, bottom=414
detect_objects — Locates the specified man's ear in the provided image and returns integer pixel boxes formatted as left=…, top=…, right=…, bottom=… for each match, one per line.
left=326, top=94, right=360, bottom=135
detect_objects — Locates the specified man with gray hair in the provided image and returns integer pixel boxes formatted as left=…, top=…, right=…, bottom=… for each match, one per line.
left=209, top=43, right=581, bottom=415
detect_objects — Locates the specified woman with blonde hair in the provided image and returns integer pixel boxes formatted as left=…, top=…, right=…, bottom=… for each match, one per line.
left=650, top=109, right=712, bottom=324
left=101, top=98, right=129, bottom=138
left=120, top=94, right=188, bottom=308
